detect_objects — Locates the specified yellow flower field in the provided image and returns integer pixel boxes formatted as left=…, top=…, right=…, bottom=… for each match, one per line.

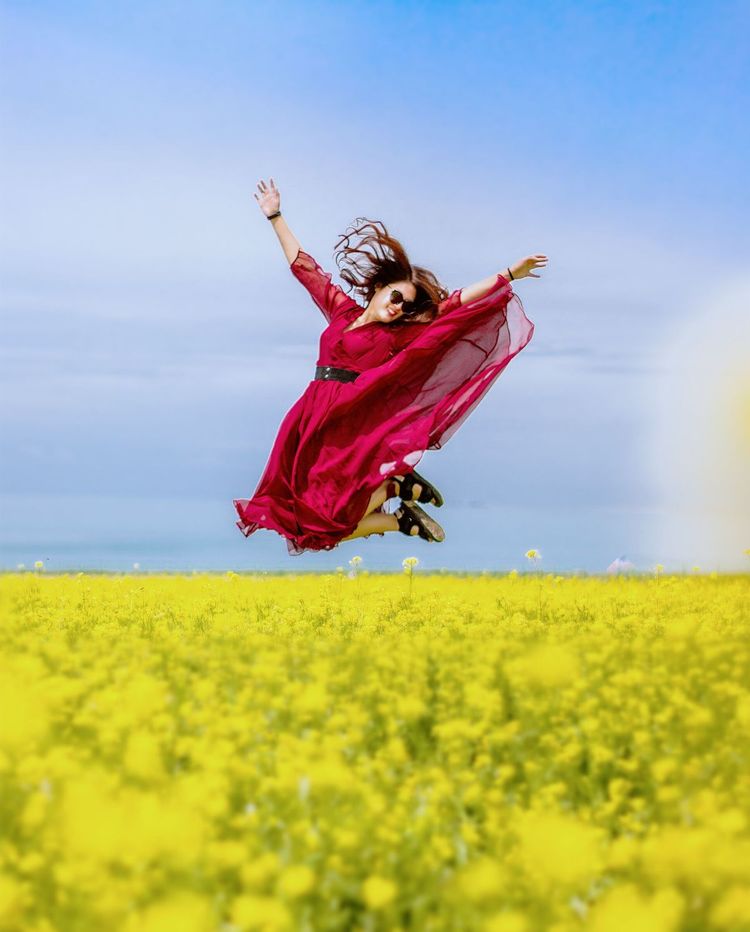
left=0, top=571, right=748, bottom=931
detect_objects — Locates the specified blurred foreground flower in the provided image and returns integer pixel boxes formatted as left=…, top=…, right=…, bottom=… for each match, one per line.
left=277, top=864, right=315, bottom=898
left=0, top=569, right=747, bottom=928
left=34, top=560, right=44, bottom=571
left=362, top=875, right=397, bottom=910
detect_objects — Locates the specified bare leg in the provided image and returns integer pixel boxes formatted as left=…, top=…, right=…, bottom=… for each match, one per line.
left=362, top=480, right=391, bottom=518
left=341, top=509, right=423, bottom=542
left=340, top=475, right=427, bottom=543
left=340, top=511, right=401, bottom=542
left=363, top=475, right=424, bottom=517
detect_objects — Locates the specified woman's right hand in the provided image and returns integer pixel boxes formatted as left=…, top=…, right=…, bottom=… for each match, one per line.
left=254, top=177, right=281, bottom=217
left=509, top=254, right=548, bottom=280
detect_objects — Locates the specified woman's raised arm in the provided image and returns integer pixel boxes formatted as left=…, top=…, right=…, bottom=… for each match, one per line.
left=253, top=177, right=300, bottom=265
left=252, top=178, right=351, bottom=323
left=456, top=254, right=549, bottom=306
left=457, top=270, right=511, bottom=306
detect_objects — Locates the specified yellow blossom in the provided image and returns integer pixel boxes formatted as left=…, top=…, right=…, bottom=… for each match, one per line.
left=277, top=864, right=315, bottom=899
left=123, top=730, right=165, bottom=781
left=482, top=911, right=529, bottom=932
left=510, top=642, right=580, bottom=688
left=514, top=810, right=605, bottom=888
left=1, top=568, right=747, bottom=930
left=127, top=892, right=215, bottom=932
left=231, top=894, right=292, bottom=930
left=0, top=872, right=28, bottom=926
left=456, top=856, right=506, bottom=902
left=362, top=875, right=397, bottom=909
left=710, top=884, right=750, bottom=927
left=588, top=882, right=684, bottom=932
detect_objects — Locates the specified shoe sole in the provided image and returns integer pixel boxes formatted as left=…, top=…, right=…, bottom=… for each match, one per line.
left=402, top=501, right=446, bottom=543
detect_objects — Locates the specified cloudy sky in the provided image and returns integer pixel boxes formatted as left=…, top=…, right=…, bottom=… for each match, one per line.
left=1, top=0, right=748, bottom=573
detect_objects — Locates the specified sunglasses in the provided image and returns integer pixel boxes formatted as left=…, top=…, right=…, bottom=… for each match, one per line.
left=389, top=288, right=419, bottom=315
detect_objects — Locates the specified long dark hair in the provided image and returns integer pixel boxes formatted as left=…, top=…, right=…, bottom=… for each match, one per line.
left=333, top=218, right=450, bottom=326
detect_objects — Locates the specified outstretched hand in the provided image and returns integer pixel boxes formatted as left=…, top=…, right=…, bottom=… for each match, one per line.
left=509, top=254, right=548, bottom=280
left=254, top=177, right=280, bottom=217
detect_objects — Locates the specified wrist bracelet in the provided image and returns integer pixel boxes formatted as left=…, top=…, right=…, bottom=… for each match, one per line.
left=506, top=267, right=514, bottom=280
left=267, top=210, right=281, bottom=220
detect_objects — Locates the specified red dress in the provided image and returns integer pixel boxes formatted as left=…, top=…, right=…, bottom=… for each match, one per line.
left=234, top=248, right=534, bottom=555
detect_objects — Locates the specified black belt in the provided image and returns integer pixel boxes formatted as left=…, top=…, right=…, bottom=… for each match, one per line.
left=314, top=365, right=360, bottom=383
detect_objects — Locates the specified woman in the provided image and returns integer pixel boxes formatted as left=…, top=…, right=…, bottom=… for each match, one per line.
left=234, top=178, right=545, bottom=556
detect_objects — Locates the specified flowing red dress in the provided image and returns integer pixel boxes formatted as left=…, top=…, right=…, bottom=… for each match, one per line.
left=233, top=248, right=535, bottom=555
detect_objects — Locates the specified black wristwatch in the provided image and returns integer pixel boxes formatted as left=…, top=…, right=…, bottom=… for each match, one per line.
left=267, top=210, right=281, bottom=220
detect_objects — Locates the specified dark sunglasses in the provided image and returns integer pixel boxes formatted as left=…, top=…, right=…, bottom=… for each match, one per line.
left=389, top=288, right=419, bottom=315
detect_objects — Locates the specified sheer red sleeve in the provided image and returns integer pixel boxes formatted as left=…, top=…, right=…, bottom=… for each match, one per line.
left=388, top=279, right=494, bottom=355
left=436, top=287, right=464, bottom=318
left=360, top=271, right=533, bottom=458
left=290, top=248, right=352, bottom=324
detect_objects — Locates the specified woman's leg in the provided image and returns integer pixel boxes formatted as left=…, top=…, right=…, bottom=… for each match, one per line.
left=340, top=480, right=396, bottom=543
left=363, top=480, right=391, bottom=517
left=340, top=477, right=424, bottom=542
left=340, top=511, right=400, bottom=542
left=362, top=475, right=424, bottom=518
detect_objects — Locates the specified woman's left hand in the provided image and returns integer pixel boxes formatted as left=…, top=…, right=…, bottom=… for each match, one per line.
left=509, top=254, right=548, bottom=280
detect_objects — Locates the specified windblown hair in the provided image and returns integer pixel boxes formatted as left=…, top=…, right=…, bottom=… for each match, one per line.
left=333, top=218, right=450, bottom=327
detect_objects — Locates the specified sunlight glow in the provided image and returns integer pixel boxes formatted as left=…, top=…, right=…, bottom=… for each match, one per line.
left=650, top=279, right=750, bottom=570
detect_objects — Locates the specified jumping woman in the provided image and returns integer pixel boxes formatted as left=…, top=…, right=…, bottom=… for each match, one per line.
left=234, top=178, right=545, bottom=556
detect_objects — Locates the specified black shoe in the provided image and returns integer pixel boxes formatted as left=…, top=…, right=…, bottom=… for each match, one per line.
left=394, top=501, right=446, bottom=542
left=393, top=469, right=444, bottom=507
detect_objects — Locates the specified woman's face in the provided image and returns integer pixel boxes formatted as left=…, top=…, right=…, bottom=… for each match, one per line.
left=369, top=280, right=418, bottom=323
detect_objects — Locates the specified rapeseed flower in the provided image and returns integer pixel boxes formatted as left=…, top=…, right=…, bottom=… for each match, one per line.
left=231, top=894, right=292, bottom=930
left=587, top=882, right=684, bottom=932
left=1, top=571, right=747, bottom=929
left=362, top=875, right=397, bottom=909
left=277, top=864, right=315, bottom=898
left=513, top=810, right=605, bottom=889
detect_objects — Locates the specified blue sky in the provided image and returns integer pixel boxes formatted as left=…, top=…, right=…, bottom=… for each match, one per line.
left=1, top=0, right=748, bottom=572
